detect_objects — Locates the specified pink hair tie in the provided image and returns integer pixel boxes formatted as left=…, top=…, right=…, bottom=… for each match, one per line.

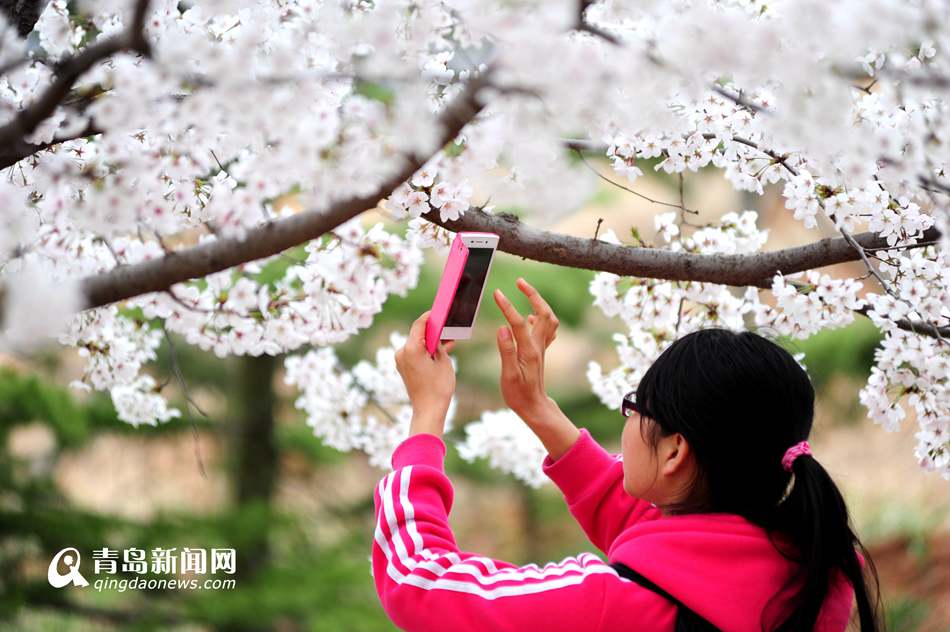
left=782, top=440, right=812, bottom=472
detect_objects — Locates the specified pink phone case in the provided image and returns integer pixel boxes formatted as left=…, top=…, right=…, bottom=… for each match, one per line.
left=426, top=234, right=470, bottom=356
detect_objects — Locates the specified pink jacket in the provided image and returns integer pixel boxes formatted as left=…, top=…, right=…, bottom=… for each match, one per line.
left=372, top=427, right=859, bottom=631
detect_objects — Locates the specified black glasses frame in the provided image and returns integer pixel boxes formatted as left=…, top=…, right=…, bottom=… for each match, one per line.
left=621, top=390, right=640, bottom=418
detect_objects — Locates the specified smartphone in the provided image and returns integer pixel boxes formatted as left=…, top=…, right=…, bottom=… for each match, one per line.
left=425, top=231, right=500, bottom=356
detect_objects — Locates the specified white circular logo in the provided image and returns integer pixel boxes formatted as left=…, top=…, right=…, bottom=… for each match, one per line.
left=48, top=547, right=89, bottom=588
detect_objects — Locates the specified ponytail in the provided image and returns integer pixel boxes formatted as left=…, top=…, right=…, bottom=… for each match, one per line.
left=763, top=454, right=883, bottom=632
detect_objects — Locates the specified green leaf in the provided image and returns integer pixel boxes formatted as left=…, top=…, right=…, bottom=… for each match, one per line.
left=354, top=79, right=395, bottom=105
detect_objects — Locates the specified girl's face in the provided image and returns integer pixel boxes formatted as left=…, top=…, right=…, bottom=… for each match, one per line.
left=621, top=411, right=661, bottom=503
left=621, top=411, right=698, bottom=513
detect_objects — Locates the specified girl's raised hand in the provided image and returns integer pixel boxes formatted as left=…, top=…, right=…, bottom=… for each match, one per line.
left=395, top=310, right=457, bottom=432
left=492, top=277, right=560, bottom=424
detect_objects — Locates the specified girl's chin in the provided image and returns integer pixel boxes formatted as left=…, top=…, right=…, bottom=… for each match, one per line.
left=623, top=477, right=648, bottom=501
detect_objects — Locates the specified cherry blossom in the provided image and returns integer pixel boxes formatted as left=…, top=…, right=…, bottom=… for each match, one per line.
left=0, top=0, right=948, bottom=479
left=456, top=409, right=551, bottom=489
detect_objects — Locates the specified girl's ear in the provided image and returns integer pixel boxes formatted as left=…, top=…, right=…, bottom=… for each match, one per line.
left=659, top=432, right=692, bottom=476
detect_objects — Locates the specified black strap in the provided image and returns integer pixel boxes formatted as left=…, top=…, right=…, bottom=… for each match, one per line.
left=610, top=562, right=721, bottom=631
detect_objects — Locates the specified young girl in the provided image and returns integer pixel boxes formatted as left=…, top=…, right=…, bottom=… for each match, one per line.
left=375, top=277, right=882, bottom=631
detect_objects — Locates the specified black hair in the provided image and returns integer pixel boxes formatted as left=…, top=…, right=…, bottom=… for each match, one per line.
left=633, top=327, right=883, bottom=632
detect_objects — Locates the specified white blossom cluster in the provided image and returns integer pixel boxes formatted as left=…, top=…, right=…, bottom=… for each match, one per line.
left=130, top=217, right=424, bottom=357
left=1, top=0, right=949, bottom=477
left=110, top=374, right=182, bottom=427
left=59, top=305, right=180, bottom=427
left=752, top=271, right=867, bottom=340
left=587, top=222, right=766, bottom=413
left=456, top=409, right=551, bottom=488
left=385, top=156, right=475, bottom=223
left=0, top=191, right=183, bottom=426
left=284, top=331, right=457, bottom=470
left=404, top=216, right=459, bottom=257
left=859, top=269, right=950, bottom=480
left=783, top=171, right=935, bottom=238
left=858, top=321, right=950, bottom=480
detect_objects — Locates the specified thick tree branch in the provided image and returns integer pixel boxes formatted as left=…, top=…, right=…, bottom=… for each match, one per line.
left=418, top=206, right=942, bottom=289
left=77, top=70, right=492, bottom=310
left=421, top=207, right=945, bottom=339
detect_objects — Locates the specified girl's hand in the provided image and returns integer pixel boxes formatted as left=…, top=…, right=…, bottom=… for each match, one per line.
left=395, top=310, right=457, bottom=435
left=493, top=277, right=560, bottom=425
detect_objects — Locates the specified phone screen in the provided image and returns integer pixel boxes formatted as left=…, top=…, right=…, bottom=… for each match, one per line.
left=445, top=247, right=494, bottom=327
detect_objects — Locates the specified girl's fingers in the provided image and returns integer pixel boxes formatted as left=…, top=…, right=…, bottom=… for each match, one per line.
left=410, top=310, right=431, bottom=348
left=526, top=314, right=554, bottom=348
left=496, top=325, right=522, bottom=390
left=516, top=278, right=555, bottom=318
left=516, top=278, right=559, bottom=343
left=493, top=288, right=531, bottom=349
left=495, top=282, right=559, bottom=353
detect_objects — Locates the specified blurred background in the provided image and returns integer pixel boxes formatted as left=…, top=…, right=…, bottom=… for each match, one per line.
left=2, top=156, right=948, bottom=632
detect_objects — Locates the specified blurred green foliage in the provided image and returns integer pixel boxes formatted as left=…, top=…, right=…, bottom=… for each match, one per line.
left=861, top=501, right=950, bottom=557
left=0, top=367, right=195, bottom=447
left=0, top=354, right=387, bottom=630
left=778, top=317, right=882, bottom=393
left=883, top=596, right=930, bottom=632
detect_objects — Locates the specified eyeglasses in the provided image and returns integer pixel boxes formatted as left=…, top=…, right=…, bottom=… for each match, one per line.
left=621, top=390, right=641, bottom=418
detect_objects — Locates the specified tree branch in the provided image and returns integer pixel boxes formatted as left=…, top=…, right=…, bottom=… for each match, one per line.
left=419, top=207, right=949, bottom=339
left=576, top=0, right=621, bottom=45
left=0, top=121, right=101, bottom=169
left=853, top=304, right=950, bottom=339
left=417, top=206, right=941, bottom=290
left=0, top=0, right=50, bottom=36
left=0, top=0, right=151, bottom=154
left=74, top=69, right=492, bottom=310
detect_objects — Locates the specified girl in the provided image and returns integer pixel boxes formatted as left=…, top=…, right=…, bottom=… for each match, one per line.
left=374, top=277, right=882, bottom=631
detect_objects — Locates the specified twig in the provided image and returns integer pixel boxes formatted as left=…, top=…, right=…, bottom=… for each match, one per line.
left=821, top=200, right=940, bottom=345
left=209, top=149, right=233, bottom=180
left=573, top=148, right=699, bottom=214
left=575, top=0, right=621, bottom=45
left=349, top=380, right=401, bottom=426
left=94, top=236, right=123, bottom=267
left=674, top=295, right=686, bottom=335
left=838, top=223, right=899, bottom=300
left=677, top=172, right=701, bottom=228
left=712, top=85, right=764, bottom=115
left=161, top=325, right=208, bottom=477
left=702, top=133, right=799, bottom=177
left=853, top=304, right=949, bottom=344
